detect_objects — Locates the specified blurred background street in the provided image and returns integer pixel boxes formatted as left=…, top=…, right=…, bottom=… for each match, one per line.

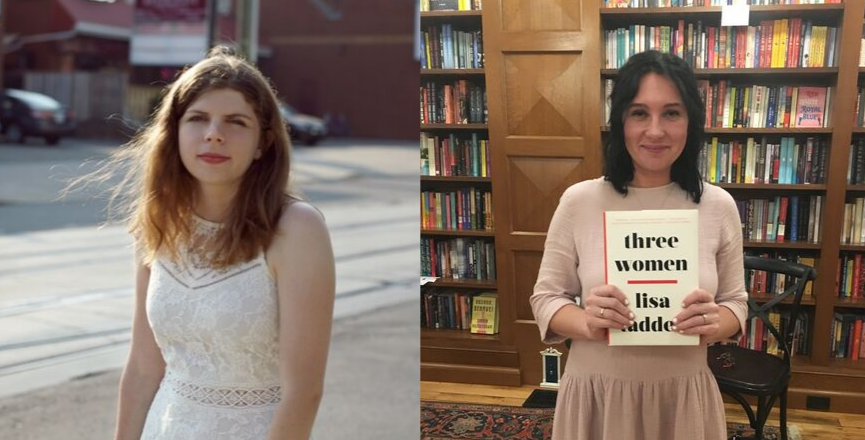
left=0, top=137, right=418, bottom=439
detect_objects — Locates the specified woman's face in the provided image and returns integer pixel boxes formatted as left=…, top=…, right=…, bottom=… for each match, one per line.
left=178, top=87, right=262, bottom=191
left=623, top=73, right=689, bottom=186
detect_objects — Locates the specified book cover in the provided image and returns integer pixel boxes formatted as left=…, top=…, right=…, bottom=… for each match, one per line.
left=604, top=209, right=700, bottom=346
left=470, top=292, right=498, bottom=334
left=795, top=87, right=827, bottom=128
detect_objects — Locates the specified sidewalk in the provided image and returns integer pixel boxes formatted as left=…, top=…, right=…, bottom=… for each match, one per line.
left=0, top=301, right=419, bottom=440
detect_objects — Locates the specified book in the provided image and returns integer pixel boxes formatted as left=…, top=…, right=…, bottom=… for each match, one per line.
left=603, top=209, right=700, bottom=346
left=795, top=87, right=827, bottom=128
left=470, top=292, right=498, bottom=334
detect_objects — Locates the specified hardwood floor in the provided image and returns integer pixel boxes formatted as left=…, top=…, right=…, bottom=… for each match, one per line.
left=421, top=381, right=865, bottom=440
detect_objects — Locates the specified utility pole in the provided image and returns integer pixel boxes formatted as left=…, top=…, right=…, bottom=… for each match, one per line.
left=0, top=0, right=5, bottom=91
left=206, top=0, right=218, bottom=51
left=235, top=0, right=259, bottom=63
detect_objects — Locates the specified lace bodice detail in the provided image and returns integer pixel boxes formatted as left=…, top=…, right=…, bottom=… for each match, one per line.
left=146, top=215, right=280, bottom=393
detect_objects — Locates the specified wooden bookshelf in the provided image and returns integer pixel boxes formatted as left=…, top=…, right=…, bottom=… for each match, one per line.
left=421, top=123, right=488, bottom=131
left=751, top=293, right=817, bottom=307
left=601, top=67, right=839, bottom=78
left=421, top=68, right=485, bottom=75
left=424, top=278, right=497, bottom=290
left=421, top=10, right=482, bottom=19
left=743, top=241, right=822, bottom=250
left=421, top=328, right=500, bottom=342
left=718, top=183, right=827, bottom=191
left=420, top=6, right=500, bottom=378
left=421, top=176, right=492, bottom=183
left=421, top=228, right=495, bottom=237
left=600, top=126, right=834, bottom=134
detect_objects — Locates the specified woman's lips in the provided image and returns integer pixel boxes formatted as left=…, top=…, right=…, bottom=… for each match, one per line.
left=198, top=154, right=230, bottom=164
left=642, top=145, right=668, bottom=153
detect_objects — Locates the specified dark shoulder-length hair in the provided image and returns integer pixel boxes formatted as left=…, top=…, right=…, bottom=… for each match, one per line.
left=604, top=50, right=705, bottom=203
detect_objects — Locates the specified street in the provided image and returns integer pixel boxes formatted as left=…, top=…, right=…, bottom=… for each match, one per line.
left=0, top=137, right=419, bottom=439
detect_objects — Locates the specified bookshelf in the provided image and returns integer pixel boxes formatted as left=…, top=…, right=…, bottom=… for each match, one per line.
left=420, top=3, right=520, bottom=386
left=421, top=0, right=865, bottom=415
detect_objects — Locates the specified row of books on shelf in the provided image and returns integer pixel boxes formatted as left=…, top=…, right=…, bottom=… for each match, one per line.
left=745, top=250, right=816, bottom=297
left=699, top=136, right=827, bottom=185
left=733, top=311, right=811, bottom=357
left=701, top=83, right=831, bottom=129
left=605, top=19, right=836, bottom=70
left=604, top=0, right=839, bottom=8
left=842, top=198, right=865, bottom=245
left=838, top=253, right=865, bottom=299
left=604, top=81, right=832, bottom=128
left=421, top=80, right=488, bottom=124
left=421, top=290, right=499, bottom=334
left=421, top=236, right=497, bottom=280
left=421, top=24, right=484, bottom=70
left=421, top=188, right=494, bottom=231
left=420, top=133, right=491, bottom=177
left=420, top=0, right=482, bottom=11
left=734, top=195, right=824, bottom=243
left=831, top=312, right=865, bottom=360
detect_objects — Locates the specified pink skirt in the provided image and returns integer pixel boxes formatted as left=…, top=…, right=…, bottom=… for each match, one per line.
left=552, top=342, right=727, bottom=440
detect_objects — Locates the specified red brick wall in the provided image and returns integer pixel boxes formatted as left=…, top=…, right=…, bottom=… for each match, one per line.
left=258, top=0, right=418, bottom=140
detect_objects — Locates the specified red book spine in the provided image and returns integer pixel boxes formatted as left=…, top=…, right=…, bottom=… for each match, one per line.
left=777, top=196, right=789, bottom=242
left=716, top=81, right=726, bottom=127
left=760, top=21, right=771, bottom=68
left=854, top=320, right=863, bottom=361
left=783, top=87, right=793, bottom=128
left=708, top=27, right=716, bottom=69
left=854, top=254, right=862, bottom=299
left=737, top=27, right=746, bottom=69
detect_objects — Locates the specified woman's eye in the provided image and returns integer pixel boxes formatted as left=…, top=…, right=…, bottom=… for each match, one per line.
left=666, top=110, right=681, bottom=117
left=187, top=115, right=205, bottom=122
left=630, top=110, right=646, bottom=117
left=229, top=120, right=247, bottom=127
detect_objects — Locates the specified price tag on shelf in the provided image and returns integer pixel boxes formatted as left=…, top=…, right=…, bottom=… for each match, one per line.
left=721, top=4, right=750, bottom=27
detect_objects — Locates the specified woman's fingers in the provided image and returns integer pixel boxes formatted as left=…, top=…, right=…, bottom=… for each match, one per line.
left=674, top=312, right=720, bottom=333
left=586, top=304, right=631, bottom=328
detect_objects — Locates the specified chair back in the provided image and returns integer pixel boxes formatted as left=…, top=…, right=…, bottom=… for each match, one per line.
left=743, top=256, right=817, bottom=365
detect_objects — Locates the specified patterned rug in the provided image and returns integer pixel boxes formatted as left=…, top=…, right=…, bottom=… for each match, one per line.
left=421, top=401, right=801, bottom=440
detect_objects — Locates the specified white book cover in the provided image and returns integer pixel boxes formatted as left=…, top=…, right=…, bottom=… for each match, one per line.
left=604, top=210, right=700, bottom=346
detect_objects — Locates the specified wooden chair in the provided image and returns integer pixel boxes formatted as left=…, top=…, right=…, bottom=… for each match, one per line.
left=708, top=256, right=817, bottom=440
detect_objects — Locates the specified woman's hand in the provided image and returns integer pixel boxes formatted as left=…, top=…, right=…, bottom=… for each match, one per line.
left=673, top=289, right=721, bottom=344
left=583, top=285, right=634, bottom=341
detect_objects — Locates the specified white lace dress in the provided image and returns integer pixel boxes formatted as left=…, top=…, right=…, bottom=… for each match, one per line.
left=140, top=216, right=281, bottom=439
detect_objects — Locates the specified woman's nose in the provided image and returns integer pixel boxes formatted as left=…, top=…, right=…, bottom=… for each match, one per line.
left=646, top=117, right=665, bottom=137
left=205, top=122, right=224, bottom=143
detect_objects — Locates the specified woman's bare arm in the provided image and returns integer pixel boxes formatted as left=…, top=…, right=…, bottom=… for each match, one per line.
left=113, top=246, right=166, bottom=440
left=266, top=202, right=335, bottom=440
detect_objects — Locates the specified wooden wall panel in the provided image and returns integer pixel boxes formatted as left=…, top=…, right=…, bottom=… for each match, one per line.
left=484, top=0, right=603, bottom=386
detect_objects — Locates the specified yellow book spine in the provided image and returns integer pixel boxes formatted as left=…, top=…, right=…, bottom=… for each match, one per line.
left=771, top=20, right=780, bottom=68
left=779, top=19, right=789, bottom=68
left=710, top=137, right=718, bottom=182
left=480, top=140, right=487, bottom=177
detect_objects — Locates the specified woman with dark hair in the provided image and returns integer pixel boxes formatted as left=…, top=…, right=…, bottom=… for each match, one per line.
left=530, top=50, right=747, bottom=439
left=75, top=46, right=336, bottom=440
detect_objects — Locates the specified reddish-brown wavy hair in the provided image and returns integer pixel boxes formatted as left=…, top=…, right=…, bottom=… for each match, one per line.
left=69, top=46, right=297, bottom=269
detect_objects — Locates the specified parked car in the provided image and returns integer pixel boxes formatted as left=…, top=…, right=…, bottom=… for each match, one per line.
left=278, top=101, right=327, bottom=146
left=0, top=89, right=76, bottom=145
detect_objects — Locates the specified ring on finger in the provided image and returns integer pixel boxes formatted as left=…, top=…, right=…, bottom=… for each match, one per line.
left=599, top=307, right=606, bottom=318
left=702, top=313, right=707, bottom=325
